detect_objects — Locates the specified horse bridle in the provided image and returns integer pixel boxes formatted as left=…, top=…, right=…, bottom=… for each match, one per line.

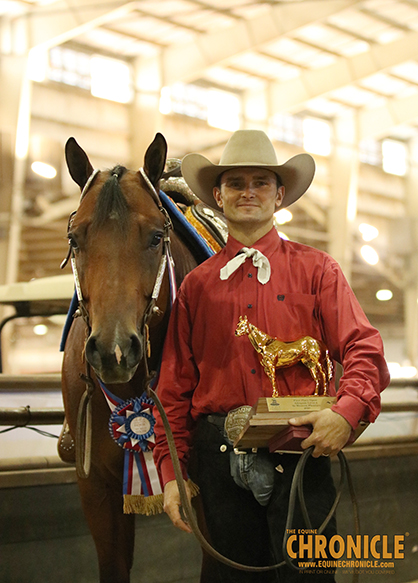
left=62, top=166, right=175, bottom=361
left=61, top=165, right=175, bottom=478
left=137, top=167, right=176, bottom=387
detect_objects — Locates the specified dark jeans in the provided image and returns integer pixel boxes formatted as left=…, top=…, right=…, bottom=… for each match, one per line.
left=190, top=416, right=337, bottom=583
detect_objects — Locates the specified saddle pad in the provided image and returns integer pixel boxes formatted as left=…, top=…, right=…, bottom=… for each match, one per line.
left=186, top=203, right=228, bottom=252
left=159, top=191, right=218, bottom=263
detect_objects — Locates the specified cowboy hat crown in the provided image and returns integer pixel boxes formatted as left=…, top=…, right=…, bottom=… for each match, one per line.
left=181, top=130, right=315, bottom=209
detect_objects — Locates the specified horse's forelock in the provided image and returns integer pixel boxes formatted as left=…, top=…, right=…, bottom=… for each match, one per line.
left=91, top=165, right=129, bottom=230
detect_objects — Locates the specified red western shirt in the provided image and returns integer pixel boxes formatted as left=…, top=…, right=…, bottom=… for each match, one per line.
left=153, top=227, right=390, bottom=485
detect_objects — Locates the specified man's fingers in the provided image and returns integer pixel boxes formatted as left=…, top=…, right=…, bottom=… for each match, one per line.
left=165, top=506, right=192, bottom=533
left=163, top=480, right=193, bottom=533
left=289, top=410, right=352, bottom=457
left=300, top=432, right=328, bottom=458
left=288, top=414, right=315, bottom=427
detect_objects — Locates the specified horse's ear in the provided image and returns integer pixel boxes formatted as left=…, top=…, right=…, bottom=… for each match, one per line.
left=65, top=137, right=94, bottom=190
left=143, top=133, right=167, bottom=186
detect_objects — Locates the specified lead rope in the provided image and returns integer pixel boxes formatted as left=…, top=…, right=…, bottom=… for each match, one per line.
left=148, top=385, right=360, bottom=577
left=147, top=386, right=283, bottom=572
left=67, top=241, right=96, bottom=480
left=75, top=361, right=94, bottom=479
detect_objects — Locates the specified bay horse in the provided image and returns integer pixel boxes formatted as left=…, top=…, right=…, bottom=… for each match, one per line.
left=235, top=315, right=333, bottom=397
left=61, top=134, right=202, bottom=583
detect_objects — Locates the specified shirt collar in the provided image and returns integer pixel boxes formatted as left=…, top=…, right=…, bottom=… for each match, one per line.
left=224, top=227, right=282, bottom=260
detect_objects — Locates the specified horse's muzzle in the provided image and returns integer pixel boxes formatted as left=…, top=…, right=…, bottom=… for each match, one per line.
left=85, top=332, right=143, bottom=383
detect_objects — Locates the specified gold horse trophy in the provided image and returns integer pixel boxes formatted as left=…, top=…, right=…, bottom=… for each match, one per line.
left=232, top=316, right=338, bottom=453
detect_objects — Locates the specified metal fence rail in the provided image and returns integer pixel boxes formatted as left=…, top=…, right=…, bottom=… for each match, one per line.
left=0, top=373, right=61, bottom=392
left=0, top=376, right=417, bottom=487
left=0, top=406, right=65, bottom=426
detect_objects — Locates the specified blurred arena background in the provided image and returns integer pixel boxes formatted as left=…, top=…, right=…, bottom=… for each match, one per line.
left=1, top=1, right=418, bottom=582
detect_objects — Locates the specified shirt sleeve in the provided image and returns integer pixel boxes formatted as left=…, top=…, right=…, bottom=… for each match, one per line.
left=317, top=258, right=390, bottom=429
left=153, top=283, right=198, bottom=486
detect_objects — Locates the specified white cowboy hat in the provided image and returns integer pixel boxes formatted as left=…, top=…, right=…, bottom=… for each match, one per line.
left=181, top=130, right=315, bottom=210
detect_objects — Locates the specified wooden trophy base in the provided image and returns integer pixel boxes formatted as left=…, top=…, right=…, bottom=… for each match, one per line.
left=233, top=396, right=369, bottom=454
left=234, top=396, right=336, bottom=453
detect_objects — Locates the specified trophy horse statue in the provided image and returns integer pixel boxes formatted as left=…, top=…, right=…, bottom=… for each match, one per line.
left=235, top=315, right=333, bottom=398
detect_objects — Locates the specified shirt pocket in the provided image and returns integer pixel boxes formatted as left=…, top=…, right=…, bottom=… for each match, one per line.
left=269, top=292, right=320, bottom=341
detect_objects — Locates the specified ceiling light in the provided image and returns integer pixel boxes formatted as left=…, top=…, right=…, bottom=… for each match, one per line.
left=207, top=89, right=240, bottom=132
left=359, top=223, right=379, bottom=242
left=33, top=324, right=48, bottom=336
left=0, top=1, right=24, bottom=16
left=302, top=118, right=332, bottom=156
left=376, top=289, right=393, bottom=301
left=274, top=209, right=293, bottom=225
left=159, top=87, right=172, bottom=115
left=28, top=49, right=47, bottom=83
left=31, top=161, right=57, bottom=179
left=90, top=55, right=132, bottom=104
left=360, top=245, right=379, bottom=265
left=382, top=139, right=407, bottom=176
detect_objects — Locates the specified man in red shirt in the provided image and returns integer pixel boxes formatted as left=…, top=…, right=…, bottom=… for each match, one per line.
left=153, top=130, right=390, bottom=582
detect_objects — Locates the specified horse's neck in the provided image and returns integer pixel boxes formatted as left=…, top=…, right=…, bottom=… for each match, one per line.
left=248, top=324, right=270, bottom=353
left=171, top=233, right=198, bottom=285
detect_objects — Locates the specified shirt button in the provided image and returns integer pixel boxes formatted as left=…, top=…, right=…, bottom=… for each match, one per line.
left=251, top=369, right=256, bottom=374
left=220, top=444, right=227, bottom=452
left=248, top=273, right=253, bottom=278
left=247, top=303, right=253, bottom=308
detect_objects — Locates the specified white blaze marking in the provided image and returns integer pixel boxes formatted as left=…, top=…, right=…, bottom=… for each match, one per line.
left=115, top=344, right=123, bottom=364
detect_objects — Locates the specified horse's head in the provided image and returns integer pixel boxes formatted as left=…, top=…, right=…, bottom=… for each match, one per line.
left=235, top=315, right=250, bottom=337
left=65, top=133, right=170, bottom=384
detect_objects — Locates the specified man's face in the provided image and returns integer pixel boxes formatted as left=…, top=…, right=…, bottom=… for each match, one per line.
left=213, top=167, right=284, bottom=229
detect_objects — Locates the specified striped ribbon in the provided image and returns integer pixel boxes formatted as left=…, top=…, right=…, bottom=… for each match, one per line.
left=100, top=380, right=164, bottom=515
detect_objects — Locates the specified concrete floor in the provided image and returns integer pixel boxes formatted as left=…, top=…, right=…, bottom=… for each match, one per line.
left=1, top=455, right=417, bottom=583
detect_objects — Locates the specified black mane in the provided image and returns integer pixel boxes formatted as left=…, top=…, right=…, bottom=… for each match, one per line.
left=92, top=165, right=129, bottom=230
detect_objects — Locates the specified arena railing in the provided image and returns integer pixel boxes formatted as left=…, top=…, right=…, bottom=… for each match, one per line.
left=0, top=275, right=417, bottom=483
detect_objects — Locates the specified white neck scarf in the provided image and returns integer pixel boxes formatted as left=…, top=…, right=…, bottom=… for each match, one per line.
left=220, top=247, right=271, bottom=285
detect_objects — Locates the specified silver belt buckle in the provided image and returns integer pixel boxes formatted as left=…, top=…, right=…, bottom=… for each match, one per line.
left=225, top=405, right=253, bottom=444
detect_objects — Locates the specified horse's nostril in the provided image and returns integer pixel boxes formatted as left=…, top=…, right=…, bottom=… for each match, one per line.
left=85, top=335, right=101, bottom=369
left=129, top=334, right=142, bottom=362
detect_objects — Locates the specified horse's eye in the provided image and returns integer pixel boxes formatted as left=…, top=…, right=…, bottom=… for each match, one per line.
left=150, top=232, right=163, bottom=249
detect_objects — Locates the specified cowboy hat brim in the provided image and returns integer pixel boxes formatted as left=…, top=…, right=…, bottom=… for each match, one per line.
left=181, top=152, right=315, bottom=210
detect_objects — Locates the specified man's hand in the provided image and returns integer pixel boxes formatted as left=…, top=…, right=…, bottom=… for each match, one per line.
left=163, top=479, right=192, bottom=533
left=288, top=408, right=352, bottom=458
